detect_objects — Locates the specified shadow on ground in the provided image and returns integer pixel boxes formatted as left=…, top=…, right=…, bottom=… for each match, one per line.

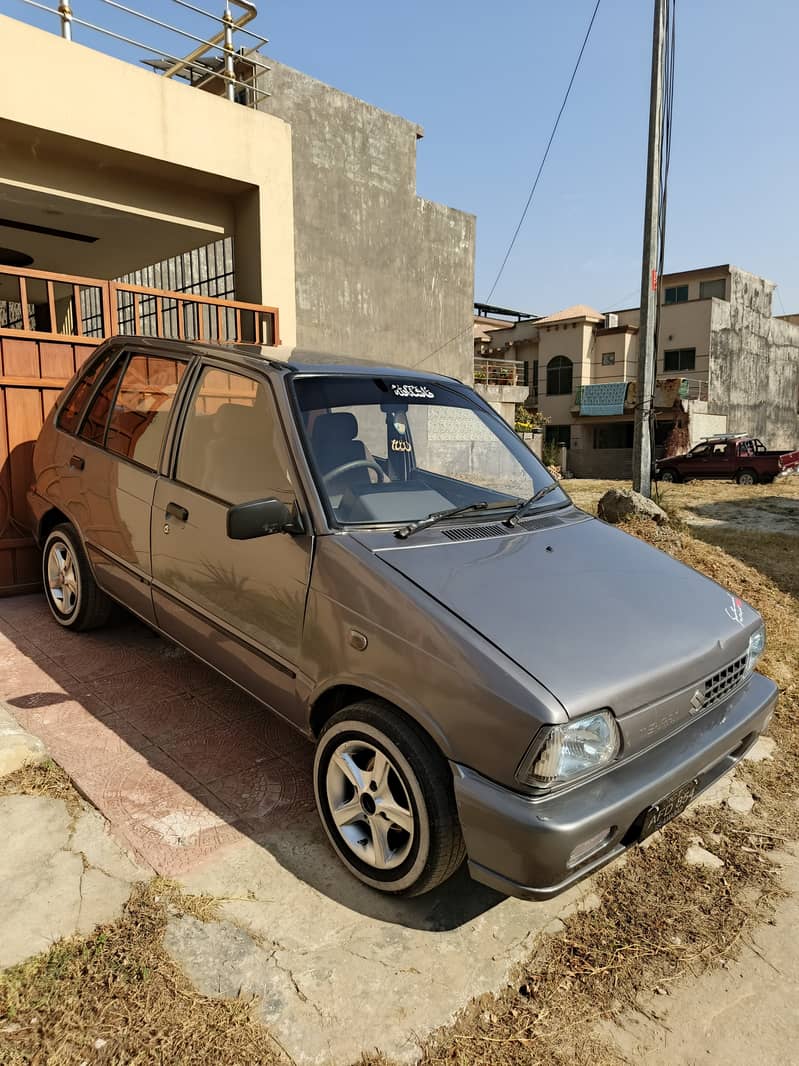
left=0, top=595, right=504, bottom=933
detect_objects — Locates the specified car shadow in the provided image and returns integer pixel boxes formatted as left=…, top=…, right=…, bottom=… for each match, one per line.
left=0, top=598, right=506, bottom=931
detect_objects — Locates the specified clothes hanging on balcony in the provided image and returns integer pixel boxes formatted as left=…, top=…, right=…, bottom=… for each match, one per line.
left=579, top=382, right=629, bottom=416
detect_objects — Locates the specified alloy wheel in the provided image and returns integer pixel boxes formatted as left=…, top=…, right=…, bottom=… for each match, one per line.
left=46, top=539, right=79, bottom=616
left=324, top=739, right=415, bottom=870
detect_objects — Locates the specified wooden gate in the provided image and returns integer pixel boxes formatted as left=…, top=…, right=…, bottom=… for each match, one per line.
left=0, top=264, right=279, bottom=595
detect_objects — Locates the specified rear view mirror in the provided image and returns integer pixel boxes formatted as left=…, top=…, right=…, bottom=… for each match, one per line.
left=226, top=498, right=298, bottom=540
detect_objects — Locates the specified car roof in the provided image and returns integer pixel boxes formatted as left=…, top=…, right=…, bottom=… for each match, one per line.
left=105, top=335, right=463, bottom=384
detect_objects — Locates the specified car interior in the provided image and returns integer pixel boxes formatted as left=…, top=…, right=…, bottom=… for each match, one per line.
left=303, top=405, right=509, bottom=524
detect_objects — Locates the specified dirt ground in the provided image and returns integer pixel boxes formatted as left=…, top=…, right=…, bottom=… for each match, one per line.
left=565, top=474, right=799, bottom=535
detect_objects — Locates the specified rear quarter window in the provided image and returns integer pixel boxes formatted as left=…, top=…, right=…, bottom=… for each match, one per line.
left=57, top=352, right=114, bottom=435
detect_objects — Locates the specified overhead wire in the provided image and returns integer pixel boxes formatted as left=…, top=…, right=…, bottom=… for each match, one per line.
left=413, top=0, right=603, bottom=368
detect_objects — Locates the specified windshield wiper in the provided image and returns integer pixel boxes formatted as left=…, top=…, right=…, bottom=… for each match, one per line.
left=502, top=481, right=561, bottom=527
left=395, top=499, right=514, bottom=540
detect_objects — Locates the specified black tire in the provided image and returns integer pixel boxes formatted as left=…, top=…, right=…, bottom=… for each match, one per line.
left=314, top=699, right=466, bottom=896
left=42, top=523, right=112, bottom=631
left=736, top=468, right=758, bottom=486
left=658, top=469, right=679, bottom=483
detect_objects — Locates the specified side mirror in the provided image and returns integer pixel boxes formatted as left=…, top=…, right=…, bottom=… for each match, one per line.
left=226, top=498, right=299, bottom=540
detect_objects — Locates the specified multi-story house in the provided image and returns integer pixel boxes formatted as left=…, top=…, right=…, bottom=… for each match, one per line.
left=477, top=265, right=799, bottom=477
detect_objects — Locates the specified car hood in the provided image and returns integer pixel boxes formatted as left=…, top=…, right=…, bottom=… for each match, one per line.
left=366, top=514, right=760, bottom=719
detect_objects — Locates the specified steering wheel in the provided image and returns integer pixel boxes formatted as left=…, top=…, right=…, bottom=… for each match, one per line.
left=323, top=458, right=388, bottom=485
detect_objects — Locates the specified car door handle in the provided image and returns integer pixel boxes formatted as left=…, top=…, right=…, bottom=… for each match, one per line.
left=165, top=502, right=189, bottom=523
left=69, top=455, right=85, bottom=471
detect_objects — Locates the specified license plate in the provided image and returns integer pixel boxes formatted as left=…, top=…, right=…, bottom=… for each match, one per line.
left=639, top=778, right=698, bottom=840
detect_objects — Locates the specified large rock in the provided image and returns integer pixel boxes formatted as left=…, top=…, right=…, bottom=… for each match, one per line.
left=598, top=488, right=668, bottom=526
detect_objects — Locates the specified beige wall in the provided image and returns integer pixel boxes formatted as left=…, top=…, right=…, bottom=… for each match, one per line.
left=0, top=15, right=297, bottom=343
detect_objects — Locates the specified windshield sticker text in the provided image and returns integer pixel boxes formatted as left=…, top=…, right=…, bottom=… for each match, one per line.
left=390, top=383, right=434, bottom=399
left=391, top=439, right=412, bottom=452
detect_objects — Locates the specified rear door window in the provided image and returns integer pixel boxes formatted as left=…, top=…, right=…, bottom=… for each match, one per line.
left=105, top=355, right=188, bottom=470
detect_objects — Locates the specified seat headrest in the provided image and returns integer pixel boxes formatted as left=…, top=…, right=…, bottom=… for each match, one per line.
left=312, top=411, right=359, bottom=445
left=212, top=403, right=258, bottom=436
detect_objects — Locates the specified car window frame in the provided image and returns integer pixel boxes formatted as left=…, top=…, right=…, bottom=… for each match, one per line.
left=287, top=372, right=571, bottom=532
left=55, top=345, right=120, bottom=436
left=102, top=351, right=192, bottom=474
left=166, top=357, right=306, bottom=513
left=73, top=347, right=195, bottom=476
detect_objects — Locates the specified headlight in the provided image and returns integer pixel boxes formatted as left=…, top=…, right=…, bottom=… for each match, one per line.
left=746, top=624, right=766, bottom=675
left=516, top=711, right=620, bottom=789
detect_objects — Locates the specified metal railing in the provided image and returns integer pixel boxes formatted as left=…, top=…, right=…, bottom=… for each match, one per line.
left=473, top=358, right=528, bottom=387
left=675, top=376, right=709, bottom=401
left=0, top=263, right=279, bottom=346
left=14, top=0, right=269, bottom=104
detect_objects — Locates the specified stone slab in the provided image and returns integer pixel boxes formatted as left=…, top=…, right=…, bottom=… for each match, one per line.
left=173, top=827, right=600, bottom=1065
left=0, top=794, right=149, bottom=968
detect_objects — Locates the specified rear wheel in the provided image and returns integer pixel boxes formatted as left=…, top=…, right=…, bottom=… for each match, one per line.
left=736, top=468, right=758, bottom=486
left=659, top=469, right=679, bottom=483
left=42, top=524, right=111, bottom=631
left=314, top=700, right=465, bottom=896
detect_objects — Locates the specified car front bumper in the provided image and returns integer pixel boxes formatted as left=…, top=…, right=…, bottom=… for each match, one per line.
left=453, top=671, right=778, bottom=901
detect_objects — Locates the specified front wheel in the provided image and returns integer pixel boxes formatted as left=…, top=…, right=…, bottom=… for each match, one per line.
left=736, top=468, right=758, bottom=486
left=314, top=700, right=465, bottom=896
left=42, top=524, right=111, bottom=630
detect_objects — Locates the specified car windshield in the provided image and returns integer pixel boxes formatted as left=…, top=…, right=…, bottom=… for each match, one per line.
left=292, top=374, right=569, bottom=526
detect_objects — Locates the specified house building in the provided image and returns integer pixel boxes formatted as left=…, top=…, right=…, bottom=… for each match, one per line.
left=479, top=265, right=799, bottom=476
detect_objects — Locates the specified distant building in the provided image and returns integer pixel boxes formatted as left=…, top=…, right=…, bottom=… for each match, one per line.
left=476, top=265, right=799, bottom=476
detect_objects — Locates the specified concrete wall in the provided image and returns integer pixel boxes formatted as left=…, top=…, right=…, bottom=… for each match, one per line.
left=685, top=402, right=727, bottom=446
left=708, top=269, right=799, bottom=448
left=256, top=60, right=475, bottom=380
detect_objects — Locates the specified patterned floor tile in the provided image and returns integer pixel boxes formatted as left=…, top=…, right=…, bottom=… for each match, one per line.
left=119, top=692, right=226, bottom=745
left=207, top=753, right=315, bottom=830
left=166, top=712, right=302, bottom=783
left=0, top=595, right=319, bottom=876
left=87, top=667, right=184, bottom=712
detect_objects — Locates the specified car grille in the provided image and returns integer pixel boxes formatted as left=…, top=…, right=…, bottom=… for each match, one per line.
left=699, top=654, right=748, bottom=713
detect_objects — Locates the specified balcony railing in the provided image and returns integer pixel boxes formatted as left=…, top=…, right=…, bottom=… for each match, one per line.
left=474, top=358, right=528, bottom=387
left=0, top=264, right=279, bottom=345
left=12, top=0, right=270, bottom=105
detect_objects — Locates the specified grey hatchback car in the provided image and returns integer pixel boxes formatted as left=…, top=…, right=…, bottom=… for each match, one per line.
left=29, top=337, right=777, bottom=899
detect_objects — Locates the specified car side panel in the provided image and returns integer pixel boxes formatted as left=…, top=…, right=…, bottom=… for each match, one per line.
left=31, top=413, right=156, bottom=622
left=300, top=535, right=567, bottom=787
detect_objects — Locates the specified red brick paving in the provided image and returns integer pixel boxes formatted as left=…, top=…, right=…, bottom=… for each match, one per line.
left=0, top=595, right=315, bottom=876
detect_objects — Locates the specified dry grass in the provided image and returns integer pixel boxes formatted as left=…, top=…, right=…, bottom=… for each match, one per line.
left=0, top=878, right=280, bottom=1066
left=0, top=759, right=84, bottom=818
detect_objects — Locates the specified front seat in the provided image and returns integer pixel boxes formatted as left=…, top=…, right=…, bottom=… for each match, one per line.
left=311, top=412, right=373, bottom=494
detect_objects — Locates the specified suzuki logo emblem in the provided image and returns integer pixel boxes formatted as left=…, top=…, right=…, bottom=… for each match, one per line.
left=689, top=689, right=704, bottom=714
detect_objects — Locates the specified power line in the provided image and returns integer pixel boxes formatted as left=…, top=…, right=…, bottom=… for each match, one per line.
left=484, top=0, right=602, bottom=305
left=413, top=0, right=603, bottom=369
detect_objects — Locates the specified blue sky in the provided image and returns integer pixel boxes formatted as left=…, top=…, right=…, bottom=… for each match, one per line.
left=7, top=0, right=799, bottom=313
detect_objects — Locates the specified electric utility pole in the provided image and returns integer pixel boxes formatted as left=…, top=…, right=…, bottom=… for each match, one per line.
left=632, top=0, right=667, bottom=497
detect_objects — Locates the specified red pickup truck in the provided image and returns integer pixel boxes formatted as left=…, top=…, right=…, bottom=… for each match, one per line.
left=656, top=435, right=799, bottom=485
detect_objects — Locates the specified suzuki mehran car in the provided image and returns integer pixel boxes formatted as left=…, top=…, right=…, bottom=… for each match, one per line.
left=29, top=338, right=777, bottom=899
